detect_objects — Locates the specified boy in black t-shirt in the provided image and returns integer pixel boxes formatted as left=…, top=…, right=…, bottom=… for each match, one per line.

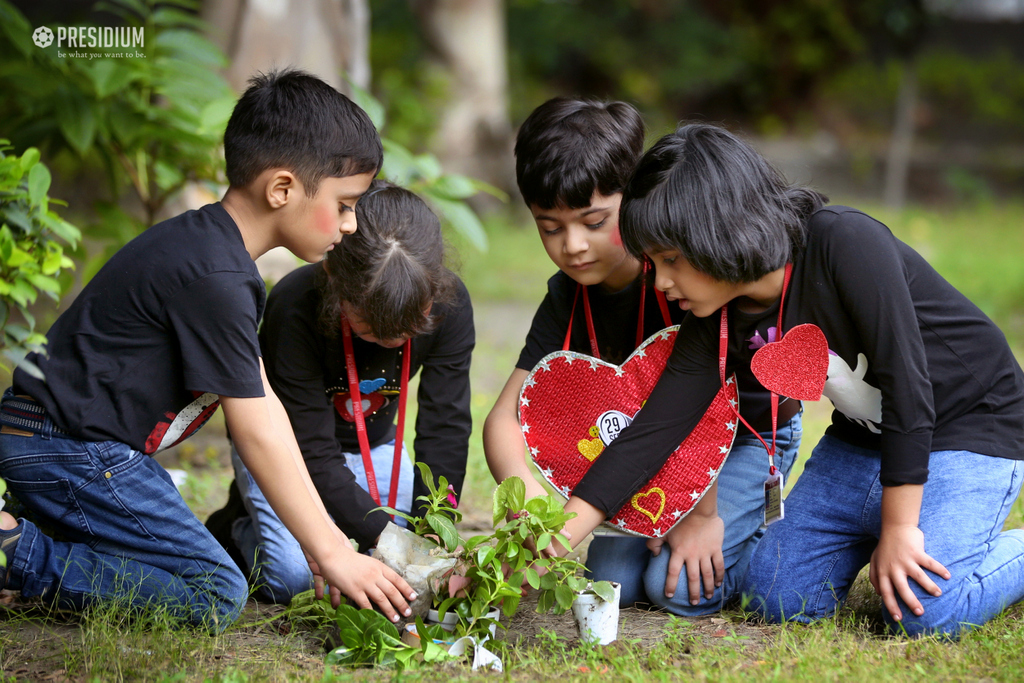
left=0, top=70, right=415, bottom=630
left=484, top=98, right=802, bottom=616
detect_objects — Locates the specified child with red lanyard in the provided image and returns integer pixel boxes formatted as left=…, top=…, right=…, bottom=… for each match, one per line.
left=207, top=181, right=473, bottom=604
left=483, top=98, right=803, bottom=615
left=566, top=122, right=1024, bottom=637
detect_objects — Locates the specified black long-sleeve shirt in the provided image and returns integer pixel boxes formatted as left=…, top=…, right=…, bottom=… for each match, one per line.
left=260, top=265, right=474, bottom=548
left=574, top=206, right=1024, bottom=516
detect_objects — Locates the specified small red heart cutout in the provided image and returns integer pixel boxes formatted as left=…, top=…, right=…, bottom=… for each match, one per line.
left=749, top=323, right=829, bottom=400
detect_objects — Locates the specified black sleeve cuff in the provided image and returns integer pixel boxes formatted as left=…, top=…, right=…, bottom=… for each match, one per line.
left=879, top=430, right=931, bottom=486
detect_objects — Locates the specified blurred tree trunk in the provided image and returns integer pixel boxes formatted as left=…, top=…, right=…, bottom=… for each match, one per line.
left=202, top=0, right=370, bottom=93
left=412, top=0, right=517, bottom=199
left=883, top=57, right=918, bottom=209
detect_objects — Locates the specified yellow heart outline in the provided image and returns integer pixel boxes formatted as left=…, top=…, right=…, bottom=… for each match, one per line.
left=631, top=487, right=666, bottom=524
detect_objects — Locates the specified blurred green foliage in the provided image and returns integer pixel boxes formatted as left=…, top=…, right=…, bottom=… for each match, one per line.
left=0, top=0, right=235, bottom=279
left=0, top=141, right=81, bottom=378
left=348, top=82, right=506, bottom=252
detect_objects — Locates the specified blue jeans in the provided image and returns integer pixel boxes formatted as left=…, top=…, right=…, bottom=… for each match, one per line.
left=585, top=411, right=803, bottom=615
left=0, top=427, right=247, bottom=631
left=231, top=440, right=413, bottom=603
left=743, top=435, right=1024, bottom=638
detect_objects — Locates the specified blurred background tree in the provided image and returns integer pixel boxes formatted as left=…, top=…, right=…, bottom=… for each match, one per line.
left=3, top=0, right=1022, bottom=258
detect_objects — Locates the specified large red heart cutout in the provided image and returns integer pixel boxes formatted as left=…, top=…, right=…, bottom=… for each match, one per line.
left=749, top=323, right=829, bottom=401
left=519, top=327, right=740, bottom=538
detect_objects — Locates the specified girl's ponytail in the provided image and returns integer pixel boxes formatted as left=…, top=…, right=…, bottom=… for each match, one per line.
left=317, top=180, right=458, bottom=340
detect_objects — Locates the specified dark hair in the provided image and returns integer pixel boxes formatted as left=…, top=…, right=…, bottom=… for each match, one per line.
left=224, top=68, right=383, bottom=196
left=514, top=97, right=645, bottom=210
left=620, top=123, right=828, bottom=283
left=317, top=181, right=459, bottom=340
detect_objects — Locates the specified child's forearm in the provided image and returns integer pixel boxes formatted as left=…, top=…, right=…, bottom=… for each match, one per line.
left=880, top=483, right=923, bottom=531
left=483, top=368, right=548, bottom=497
left=262, top=371, right=339, bottom=534
left=222, top=394, right=347, bottom=563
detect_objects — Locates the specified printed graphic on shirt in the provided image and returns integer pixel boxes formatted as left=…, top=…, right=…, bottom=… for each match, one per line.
left=822, top=351, right=882, bottom=433
left=144, top=391, right=221, bottom=454
left=333, top=391, right=391, bottom=421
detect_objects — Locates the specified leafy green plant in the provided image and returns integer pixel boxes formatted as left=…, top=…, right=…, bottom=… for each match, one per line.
left=0, top=0, right=235, bottom=278
left=0, top=141, right=80, bottom=377
left=376, top=461, right=462, bottom=552
left=348, top=82, right=506, bottom=252
left=325, top=604, right=454, bottom=671
left=490, top=476, right=615, bottom=614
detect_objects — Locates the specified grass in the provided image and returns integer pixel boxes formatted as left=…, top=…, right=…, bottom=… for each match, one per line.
left=2, top=199, right=1024, bottom=681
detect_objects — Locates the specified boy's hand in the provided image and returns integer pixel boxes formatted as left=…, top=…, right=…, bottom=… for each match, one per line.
left=307, top=548, right=416, bottom=622
left=869, top=524, right=949, bottom=622
left=647, top=510, right=724, bottom=604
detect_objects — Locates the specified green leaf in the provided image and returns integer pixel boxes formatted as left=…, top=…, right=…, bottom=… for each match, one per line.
left=198, top=96, right=235, bottom=135
left=325, top=646, right=360, bottom=667
left=536, top=589, right=555, bottom=614
left=423, top=194, right=488, bottom=252
left=86, top=59, right=138, bottom=99
left=26, top=274, right=61, bottom=296
left=57, top=90, right=97, bottom=156
left=154, top=29, right=226, bottom=67
left=415, top=461, right=438, bottom=497
left=346, top=80, right=386, bottom=130
left=591, top=580, right=618, bottom=604
left=492, top=476, right=526, bottom=526
left=536, top=532, right=551, bottom=551
left=425, top=512, right=460, bottom=552
left=525, top=567, right=541, bottom=590
left=19, top=148, right=40, bottom=172
left=555, top=583, right=575, bottom=611
left=428, top=174, right=478, bottom=200
left=539, top=571, right=557, bottom=591
left=27, top=163, right=51, bottom=208
left=381, top=139, right=417, bottom=186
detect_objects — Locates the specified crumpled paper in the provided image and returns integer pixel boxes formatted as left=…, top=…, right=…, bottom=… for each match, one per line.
left=374, top=522, right=456, bottom=617
left=448, top=635, right=503, bottom=672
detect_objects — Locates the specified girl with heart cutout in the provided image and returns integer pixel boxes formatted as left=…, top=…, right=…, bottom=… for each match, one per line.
left=206, top=182, right=474, bottom=604
left=570, top=122, right=1024, bottom=638
left=483, top=98, right=803, bottom=616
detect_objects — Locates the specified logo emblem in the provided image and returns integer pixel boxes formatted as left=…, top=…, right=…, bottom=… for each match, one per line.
left=32, top=26, right=54, bottom=48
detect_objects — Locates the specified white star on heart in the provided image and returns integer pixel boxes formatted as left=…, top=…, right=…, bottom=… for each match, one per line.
left=520, top=396, right=531, bottom=407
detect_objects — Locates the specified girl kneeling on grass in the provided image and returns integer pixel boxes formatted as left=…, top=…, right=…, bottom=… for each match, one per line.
left=207, top=180, right=474, bottom=604
left=566, top=122, right=1024, bottom=638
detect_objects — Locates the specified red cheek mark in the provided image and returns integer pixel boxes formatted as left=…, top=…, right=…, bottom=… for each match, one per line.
left=610, top=226, right=622, bottom=247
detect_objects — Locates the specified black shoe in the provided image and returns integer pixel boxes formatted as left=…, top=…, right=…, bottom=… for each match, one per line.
left=205, top=479, right=249, bottom=575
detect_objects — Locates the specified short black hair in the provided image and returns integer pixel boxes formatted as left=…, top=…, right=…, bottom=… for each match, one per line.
left=224, top=69, right=383, bottom=196
left=620, top=123, right=828, bottom=283
left=317, top=180, right=459, bottom=341
left=514, top=97, right=644, bottom=210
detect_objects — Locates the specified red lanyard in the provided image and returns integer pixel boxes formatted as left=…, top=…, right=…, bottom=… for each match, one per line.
left=340, top=315, right=411, bottom=509
left=563, top=261, right=672, bottom=357
left=718, top=263, right=793, bottom=474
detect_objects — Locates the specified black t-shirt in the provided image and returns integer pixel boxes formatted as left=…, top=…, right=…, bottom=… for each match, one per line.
left=260, top=264, right=475, bottom=548
left=517, top=270, right=686, bottom=369
left=13, top=204, right=265, bottom=454
left=516, top=269, right=780, bottom=429
left=574, top=206, right=1024, bottom=516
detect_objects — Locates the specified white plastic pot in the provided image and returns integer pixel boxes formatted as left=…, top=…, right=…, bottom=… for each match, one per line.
left=427, top=607, right=500, bottom=636
left=571, top=582, right=621, bottom=645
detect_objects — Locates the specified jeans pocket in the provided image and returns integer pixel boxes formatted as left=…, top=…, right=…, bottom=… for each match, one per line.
left=3, top=475, right=89, bottom=536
